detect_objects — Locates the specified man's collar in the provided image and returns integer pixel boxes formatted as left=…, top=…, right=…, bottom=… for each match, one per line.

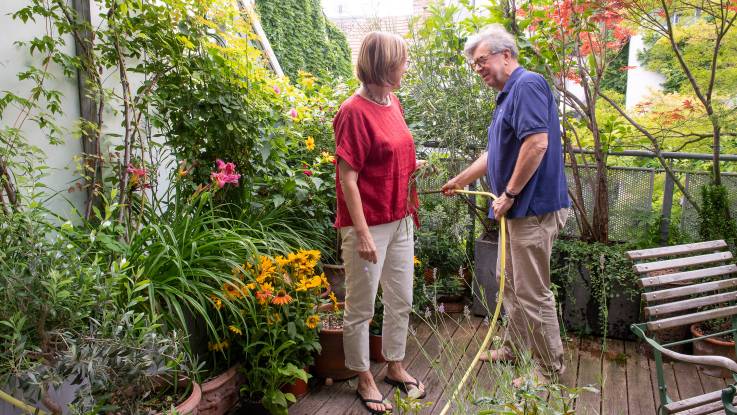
left=496, top=66, right=526, bottom=104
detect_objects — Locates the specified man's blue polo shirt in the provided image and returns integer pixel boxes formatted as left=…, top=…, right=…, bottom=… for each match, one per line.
left=487, top=67, right=570, bottom=219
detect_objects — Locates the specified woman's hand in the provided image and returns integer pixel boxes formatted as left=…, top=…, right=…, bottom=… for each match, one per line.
left=356, top=229, right=378, bottom=264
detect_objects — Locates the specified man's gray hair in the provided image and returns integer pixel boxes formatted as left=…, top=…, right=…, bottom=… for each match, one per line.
left=464, top=24, right=519, bottom=59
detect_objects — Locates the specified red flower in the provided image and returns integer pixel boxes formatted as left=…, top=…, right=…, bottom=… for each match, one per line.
left=303, top=170, right=313, bottom=176
left=211, top=159, right=241, bottom=188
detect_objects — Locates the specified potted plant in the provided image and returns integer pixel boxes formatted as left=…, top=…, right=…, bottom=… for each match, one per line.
left=213, top=250, right=325, bottom=415
left=431, top=274, right=468, bottom=314
left=314, top=294, right=356, bottom=383
left=691, top=318, right=737, bottom=378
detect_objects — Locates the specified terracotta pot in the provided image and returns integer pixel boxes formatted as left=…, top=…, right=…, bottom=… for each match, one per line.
left=281, top=375, right=309, bottom=399
left=423, top=268, right=435, bottom=284
left=369, top=334, right=385, bottom=363
left=691, top=323, right=736, bottom=378
left=197, top=365, right=245, bottom=415
left=156, top=381, right=202, bottom=415
left=313, top=302, right=356, bottom=381
left=323, top=264, right=346, bottom=301
left=437, top=301, right=466, bottom=314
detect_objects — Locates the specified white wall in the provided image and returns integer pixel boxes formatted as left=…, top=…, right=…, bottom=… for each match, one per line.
left=625, top=34, right=665, bottom=110
left=0, top=0, right=86, bottom=219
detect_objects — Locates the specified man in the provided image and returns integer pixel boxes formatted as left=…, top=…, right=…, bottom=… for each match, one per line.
left=441, top=24, right=570, bottom=385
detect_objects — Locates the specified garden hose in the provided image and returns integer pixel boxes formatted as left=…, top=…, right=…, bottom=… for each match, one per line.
left=423, top=189, right=506, bottom=415
left=0, top=389, right=48, bottom=415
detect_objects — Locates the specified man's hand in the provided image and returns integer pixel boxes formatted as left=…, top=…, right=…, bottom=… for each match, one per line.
left=492, top=194, right=514, bottom=219
left=441, top=178, right=462, bottom=196
left=356, top=229, right=378, bottom=264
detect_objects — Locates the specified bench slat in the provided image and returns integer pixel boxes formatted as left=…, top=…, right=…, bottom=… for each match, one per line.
left=627, top=240, right=727, bottom=261
left=639, top=265, right=737, bottom=288
left=646, top=305, right=737, bottom=331
left=634, top=252, right=733, bottom=274
left=645, top=291, right=737, bottom=318
left=664, top=389, right=721, bottom=413
left=672, top=399, right=730, bottom=415
left=643, top=278, right=737, bottom=303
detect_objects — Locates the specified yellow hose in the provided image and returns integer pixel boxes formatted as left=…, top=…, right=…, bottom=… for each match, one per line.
left=0, top=389, right=48, bottom=415
left=437, top=189, right=506, bottom=415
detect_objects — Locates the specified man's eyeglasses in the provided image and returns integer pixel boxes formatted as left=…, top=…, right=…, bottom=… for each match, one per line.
left=468, top=51, right=503, bottom=70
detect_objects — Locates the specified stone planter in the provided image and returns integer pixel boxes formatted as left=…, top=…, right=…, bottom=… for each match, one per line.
left=323, top=264, right=346, bottom=301
left=558, top=262, right=640, bottom=341
left=691, top=323, right=737, bottom=379
left=197, top=365, right=245, bottom=415
left=471, top=236, right=499, bottom=317
left=313, top=302, right=356, bottom=382
left=369, top=334, right=385, bottom=363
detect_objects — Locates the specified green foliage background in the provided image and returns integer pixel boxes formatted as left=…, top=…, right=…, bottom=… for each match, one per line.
left=254, top=0, right=352, bottom=81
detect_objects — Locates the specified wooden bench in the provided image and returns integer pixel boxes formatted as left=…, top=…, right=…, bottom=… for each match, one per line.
left=627, top=240, right=737, bottom=415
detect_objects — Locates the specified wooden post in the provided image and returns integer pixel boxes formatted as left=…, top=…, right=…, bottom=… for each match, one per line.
left=71, top=0, right=103, bottom=219
left=660, top=172, right=675, bottom=245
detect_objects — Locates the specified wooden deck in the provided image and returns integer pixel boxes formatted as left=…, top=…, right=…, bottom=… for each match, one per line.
left=289, top=316, right=734, bottom=414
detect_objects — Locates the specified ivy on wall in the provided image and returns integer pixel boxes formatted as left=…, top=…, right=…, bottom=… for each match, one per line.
left=255, top=0, right=352, bottom=80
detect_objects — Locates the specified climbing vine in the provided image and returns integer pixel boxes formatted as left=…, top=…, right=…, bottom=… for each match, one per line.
left=254, top=0, right=352, bottom=81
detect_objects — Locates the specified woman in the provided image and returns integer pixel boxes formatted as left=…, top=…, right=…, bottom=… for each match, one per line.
left=333, top=31, right=425, bottom=414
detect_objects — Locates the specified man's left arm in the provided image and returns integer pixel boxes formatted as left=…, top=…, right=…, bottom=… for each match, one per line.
left=492, top=133, right=548, bottom=218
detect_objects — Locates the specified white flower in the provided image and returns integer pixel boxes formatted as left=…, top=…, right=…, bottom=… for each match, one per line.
left=463, top=305, right=471, bottom=319
left=483, top=316, right=490, bottom=326
left=424, top=307, right=431, bottom=319
left=438, top=303, right=446, bottom=313
left=101, top=220, right=112, bottom=228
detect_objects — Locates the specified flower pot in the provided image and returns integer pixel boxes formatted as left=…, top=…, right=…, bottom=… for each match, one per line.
left=323, top=264, right=346, bottom=301
left=369, top=334, right=385, bottom=363
left=280, top=375, right=309, bottom=399
left=471, top=236, right=499, bottom=317
left=423, top=268, right=435, bottom=284
left=197, top=365, right=245, bottom=415
left=155, top=380, right=202, bottom=415
left=691, top=323, right=736, bottom=378
left=233, top=398, right=270, bottom=415
left=437, top=301, right=466, bottom=314
left=313, top=302, right=356, bottom=382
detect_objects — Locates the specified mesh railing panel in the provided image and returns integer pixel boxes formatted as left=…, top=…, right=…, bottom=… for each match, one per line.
left=681, top=172, right=737, bottom=239
left=563, top=166, right=655, bottom=240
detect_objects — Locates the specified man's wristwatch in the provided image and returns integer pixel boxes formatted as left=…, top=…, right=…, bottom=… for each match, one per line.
left=504, top=189, right=518, bottom=199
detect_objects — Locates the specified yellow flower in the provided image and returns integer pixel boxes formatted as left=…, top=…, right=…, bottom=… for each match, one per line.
left=295, top=278, right=310, bottom=292
left=321, top=152, right=335, bottom=164
left=305, top=136, right=315, bottom=151
left=413, top=256, right=421, bottom=267
left=228, top=325, right=242, bottom=335
left=329, top=292, right=339, bottom=310
left=208, top=340, right=229, bottom=351
left=223, top=282, right=243, bottom=300
left=320, top=273, right=329, bottom=289
left=210, top=295, right=223, bottom=311
left=306, top=314, right=320, bottom=329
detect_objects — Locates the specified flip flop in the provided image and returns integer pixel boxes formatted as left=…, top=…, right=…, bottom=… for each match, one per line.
left=356, top=390, right=392, bottom=414
left=384, top=376, right=426, bottom=399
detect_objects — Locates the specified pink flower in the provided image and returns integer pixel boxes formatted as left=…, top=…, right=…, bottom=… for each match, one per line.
left=289, top=108, right=298, bottom=119
left=272, top=85, right=281, bottom=94
left=211, top=159, right=241, bottom=188
left=126, top=164, right=147, bottom=178
left=303, top=170, right=313, bottom=176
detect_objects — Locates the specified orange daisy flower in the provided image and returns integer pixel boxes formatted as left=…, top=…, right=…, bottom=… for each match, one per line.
left=256, top=289, right=273, bottom=305
left=271, top=289, right=293, bottom=306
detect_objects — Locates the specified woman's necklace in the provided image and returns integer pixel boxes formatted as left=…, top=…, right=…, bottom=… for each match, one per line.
left=362, top=87, right=390, bottom=106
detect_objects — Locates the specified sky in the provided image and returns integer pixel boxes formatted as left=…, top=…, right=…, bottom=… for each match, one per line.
left=321, top=0, right=414, bottom=18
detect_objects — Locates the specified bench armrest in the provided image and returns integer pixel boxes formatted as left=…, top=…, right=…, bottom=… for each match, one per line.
left=631, top=323, right=737, bottom=374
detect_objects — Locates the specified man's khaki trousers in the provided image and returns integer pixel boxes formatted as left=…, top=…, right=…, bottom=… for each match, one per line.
left=497, top=208, right=568, bottom=374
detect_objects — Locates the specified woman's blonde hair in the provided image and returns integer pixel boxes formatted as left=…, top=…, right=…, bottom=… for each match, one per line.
left=356, top=31, right=407, bottom=86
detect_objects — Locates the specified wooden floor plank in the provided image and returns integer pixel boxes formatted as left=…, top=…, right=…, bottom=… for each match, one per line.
left=698, top=369, right=729, bottom=415
left=429, top=316, right=485, bottom=414
left=576, top=337, right=603, bottom=414
left=558, top=335, right=581, bottom=389
left=342, top=318, right=436, bottom=414
left=625, top=340, right=656, bottom=415
left=601, top=340, right=629, bottom=415
left=674, top=360, right=705, bottom=401
left=648, top=353, right=681, bottom=412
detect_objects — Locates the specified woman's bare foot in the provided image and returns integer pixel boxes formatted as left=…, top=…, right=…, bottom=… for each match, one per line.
left=479, top=347, right=515, bottom=363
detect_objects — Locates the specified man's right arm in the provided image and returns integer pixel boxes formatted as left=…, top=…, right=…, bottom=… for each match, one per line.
left=441, top=151, right=488, bottom=195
